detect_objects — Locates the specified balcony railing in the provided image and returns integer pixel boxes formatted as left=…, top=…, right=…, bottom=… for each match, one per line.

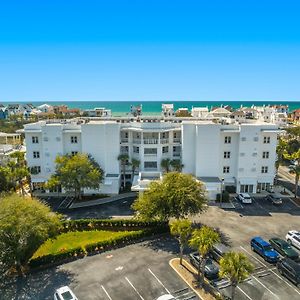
left=173, top=138, right=182, bottom=144
left=132, top=139, right=141, bottom=144
left=143, top=139, right=158, bottom=144
left=144, top=153, right=157, bottom=157
left=160, top=138, right=169, bottom=144
left=173, top=152, right=181, bottom=157
left=121, top=138, right=129, bottom=143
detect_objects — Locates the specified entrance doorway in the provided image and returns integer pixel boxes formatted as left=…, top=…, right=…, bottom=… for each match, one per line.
left=257, top=182, right=271, bottom=193
left=240, top=184, right=254, bottom=193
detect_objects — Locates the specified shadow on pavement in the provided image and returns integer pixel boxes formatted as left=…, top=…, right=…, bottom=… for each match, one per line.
left=1, top=268, right=74, bottom=300
left=143, top=235, right=179, bottom=255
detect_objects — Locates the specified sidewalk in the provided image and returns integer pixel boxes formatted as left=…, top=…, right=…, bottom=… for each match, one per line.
left=69, top=192, right=137, bottom=209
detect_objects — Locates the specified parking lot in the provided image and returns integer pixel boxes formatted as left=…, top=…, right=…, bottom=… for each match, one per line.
left=2, top=237, right=198, bottom=300
left=196, top=195, right=300, bottom=300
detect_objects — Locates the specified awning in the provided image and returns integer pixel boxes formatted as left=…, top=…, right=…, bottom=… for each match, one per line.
left=31, top=178, right=47, bottom=183
left=238, top=178, right=257, bottom=185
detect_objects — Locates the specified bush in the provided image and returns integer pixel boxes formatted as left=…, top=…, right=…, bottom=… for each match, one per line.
left=225, top=185, right=236, bottom=193
left=216, top=191, right=230, bottom=203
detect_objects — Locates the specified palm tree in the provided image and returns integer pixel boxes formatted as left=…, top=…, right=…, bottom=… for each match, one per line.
left=131, top=158, right=140, bottom=183
left=189, top=226, right=220, bottom=285
left=170, top=159, right=184, bottom=172
left=219, top=252, right=254, bottom=300
left=170, top=219, right=192, bottom=265
left=289, top=165, right=300, bottom=199
left=118, top=154, right=129, bottom=189
left=275, top=138, right=287, bottom=185
left=160, top=158, right=171, bottom=173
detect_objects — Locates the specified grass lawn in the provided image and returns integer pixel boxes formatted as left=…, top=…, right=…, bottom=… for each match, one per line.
left=33, top=230, right=136, bottom=258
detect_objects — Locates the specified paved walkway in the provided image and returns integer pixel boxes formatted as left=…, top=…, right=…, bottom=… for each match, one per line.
left=69, top=192, right=137, bottom=209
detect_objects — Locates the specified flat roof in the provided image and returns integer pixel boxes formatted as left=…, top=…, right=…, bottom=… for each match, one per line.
left=198, top=177, right=221, bottom=183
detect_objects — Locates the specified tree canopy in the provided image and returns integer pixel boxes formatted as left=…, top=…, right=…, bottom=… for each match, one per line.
left=0, top=194, right=61, bottom=276
left=47, top=153, right=103, bottom=200
left=132, top=172, right=208, bottom=221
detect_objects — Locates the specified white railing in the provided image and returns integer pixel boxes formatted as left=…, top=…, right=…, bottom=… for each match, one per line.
left=160, top=138, right=169, bottom=144
left=143, top=139, right=158, bottom=144
left=132, top=139, right=141, bottom=144
left=173, top=152, right=181, bottom=157
left=173, top=138, right=181, bottom=143
left=144, top=153, right=157, bottom=157
left=121, top=138, right=129, bottom=143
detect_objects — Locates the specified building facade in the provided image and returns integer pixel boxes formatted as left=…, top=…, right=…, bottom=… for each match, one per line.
left=24, top=117, right=279, bottom=199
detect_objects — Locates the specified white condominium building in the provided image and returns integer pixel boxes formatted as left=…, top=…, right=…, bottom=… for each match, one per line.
left=24, top=117, right=279, bottom=199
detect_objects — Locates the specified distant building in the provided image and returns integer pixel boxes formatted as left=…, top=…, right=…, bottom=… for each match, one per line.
left=0, top=107, right=8, bottom=119
left=130, top=105, right=142, bottom=117
left=191, top=107, right=209, bottom=118
left=37, top=104, right=54, bottom=113
left=290, top=109, right=300, bottom=124
left=162, top=104, right=175, bottom=117
left=84, top=108, right=112, bottom=117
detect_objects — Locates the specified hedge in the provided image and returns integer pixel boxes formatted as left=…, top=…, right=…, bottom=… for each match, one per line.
left=29, top=220, right=169, bottom=269
left=60, top=219, right=168, bottom=233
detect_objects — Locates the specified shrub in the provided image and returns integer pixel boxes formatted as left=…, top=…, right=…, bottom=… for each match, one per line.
left=225, top=185, right=236, bottom=193
left=216, top=191, right=230, bottom=202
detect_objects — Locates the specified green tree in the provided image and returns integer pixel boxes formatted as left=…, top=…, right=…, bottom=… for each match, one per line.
left=131, top=158, right=140, bottom=183
left=8, top=151, right=30, bottom=196
left=0, top=166, right=13, bottom=192
left=48, top=153, right=103, bottom=200
left=189, top=226, right=220, bottom=285
left=170, top=159, right=184, bottom=172
left=275, top=138, right=287, bottom=185
left=285, top=126, right=300, bottom=141
left=219, top=252, right=254, bottom=300
left=133, top=172, right=208, bottom=221
left=170, top=219, right=192, bottom=265
left=0, top=194, right=61, bottom=276
left=118, top=154, right=129, bottom=188
left=284, top=149, right=300, bottom=198
left=160, top=158, right=171, bottom=173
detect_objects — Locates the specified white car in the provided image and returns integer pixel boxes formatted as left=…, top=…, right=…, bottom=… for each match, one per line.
left=156, top=295, right=175, bottom=300
left=54, top=286, right=78, bottom=300
left=286, top=231, right=300, bottom=250
left=238, top=193, right=252, bottom=204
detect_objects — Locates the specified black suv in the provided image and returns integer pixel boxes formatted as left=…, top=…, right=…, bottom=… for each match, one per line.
left=210, top=243, right=231, bottom=262
left=277, top=258, right=300, bottom=287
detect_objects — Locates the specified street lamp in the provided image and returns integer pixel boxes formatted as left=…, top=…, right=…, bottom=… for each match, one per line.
left=220, top=178, right=225, bottom=207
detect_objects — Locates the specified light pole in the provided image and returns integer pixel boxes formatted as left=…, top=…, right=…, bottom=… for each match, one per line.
left=220, top=178, right=225, bottom=207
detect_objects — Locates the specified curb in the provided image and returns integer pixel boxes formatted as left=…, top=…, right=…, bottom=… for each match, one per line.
left=169, top=258, right=204, bottom=300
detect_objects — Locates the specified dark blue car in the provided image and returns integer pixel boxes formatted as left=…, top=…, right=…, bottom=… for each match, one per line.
left=251, top=236, right=279, bottom=263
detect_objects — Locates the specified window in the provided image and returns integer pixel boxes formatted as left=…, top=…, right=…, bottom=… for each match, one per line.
left=144, top=161, right=157, bottom=169
left=162, top=146, right=169, bottom=153
left=223, top=166, right=230, bottom=173
left=161, top=132, right=169, bottom=139
left=224, top=151, right=231, bottom=159
left=133, top=146, right=139, bottom=153
left=124, top=132, right=128, bottom=138
left=144, top=148, right=157, bottom=155
left=263, top=136, right=270, bottom=144
left=224, top=136, right=231, bottom=144
left=262, top=151, right=269, bottom=159
left=261, top=166, right=268, bottom=173
left=32, top=136, right=39, bottom=144
left=241, top=137, right=246, bottom=141
left=33, top=151, right=40, bottom=158
left=71, top=151, right=78, bottom=156
left=121, top=146, right=128, bottom=154
left=31, top=166, right=41, bottom=174
left=71, top=136, right=78, bottom=143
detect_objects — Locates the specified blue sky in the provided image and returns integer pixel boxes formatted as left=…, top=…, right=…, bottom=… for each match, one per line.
left=0, top=0, right=300, bottom=102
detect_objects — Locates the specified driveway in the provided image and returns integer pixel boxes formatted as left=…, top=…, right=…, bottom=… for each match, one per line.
left=2, top=237, right=198, bottom=300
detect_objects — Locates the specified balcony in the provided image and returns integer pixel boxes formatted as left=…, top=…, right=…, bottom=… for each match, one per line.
left=173, top=152, right=181, bottom=157
left=160, top=138, right=169, bottom=144
left=173, top=138, right=181, bottom=144
left=143, top=139, right=158, bottom=144
left=132, top=139, right=141, bottom=144
left=121, top=138, right=129, bottom=143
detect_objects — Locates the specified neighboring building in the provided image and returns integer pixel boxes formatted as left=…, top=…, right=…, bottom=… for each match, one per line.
left=53, top=105, right=80, bottom=116
left=162, top=104, right=175, bottom=117
left=191, top=107, right=209, bottom=118
left=0, top=107, right=8, bottom=119
left=84, top=108, right=112, bottom=117
left=37, top=104, right=54, bottom=113
left=130, top=105, right=142, bottom=117
left=290, top=109, right=300, bottom=124
left=24, top=117, right=279, bottom=199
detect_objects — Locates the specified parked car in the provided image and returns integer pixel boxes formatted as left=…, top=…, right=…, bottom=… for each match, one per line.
left=210, top=243, right=231, bottom=262
left=269, top=238, right=299, bottom=260
left=250, top=237, right=279, bottom=263
left=54, top=286, right=78, bottom=300
left=238, top=193, right=252, bottom=204
left=265, top=193, right=283, bottom=205
left=189, top=252, right=219, bottom=280
left=277, top=258, right=300, bottom=287
left=286, top=231, right=300, bottom=250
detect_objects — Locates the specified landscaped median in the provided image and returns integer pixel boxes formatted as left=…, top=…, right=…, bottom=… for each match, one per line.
left=169, top=258, right=221, bottom=300
left=29, top=219, right=168, bottom=270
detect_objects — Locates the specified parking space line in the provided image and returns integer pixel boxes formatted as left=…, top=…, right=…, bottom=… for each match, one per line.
left=252, top=276, right=279, bottom=299
left=237, top=286, right=253, bottom=300
left=148, top=268, right=171, bottom=294
left=125, top=277, right=145, bottom=300
left=240, top=246, right=300, bottom=296
left=101, top=285, right=113, bottom=300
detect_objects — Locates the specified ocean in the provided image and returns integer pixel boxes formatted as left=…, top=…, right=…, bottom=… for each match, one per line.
left=1, top=100, right=299, bottom=116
